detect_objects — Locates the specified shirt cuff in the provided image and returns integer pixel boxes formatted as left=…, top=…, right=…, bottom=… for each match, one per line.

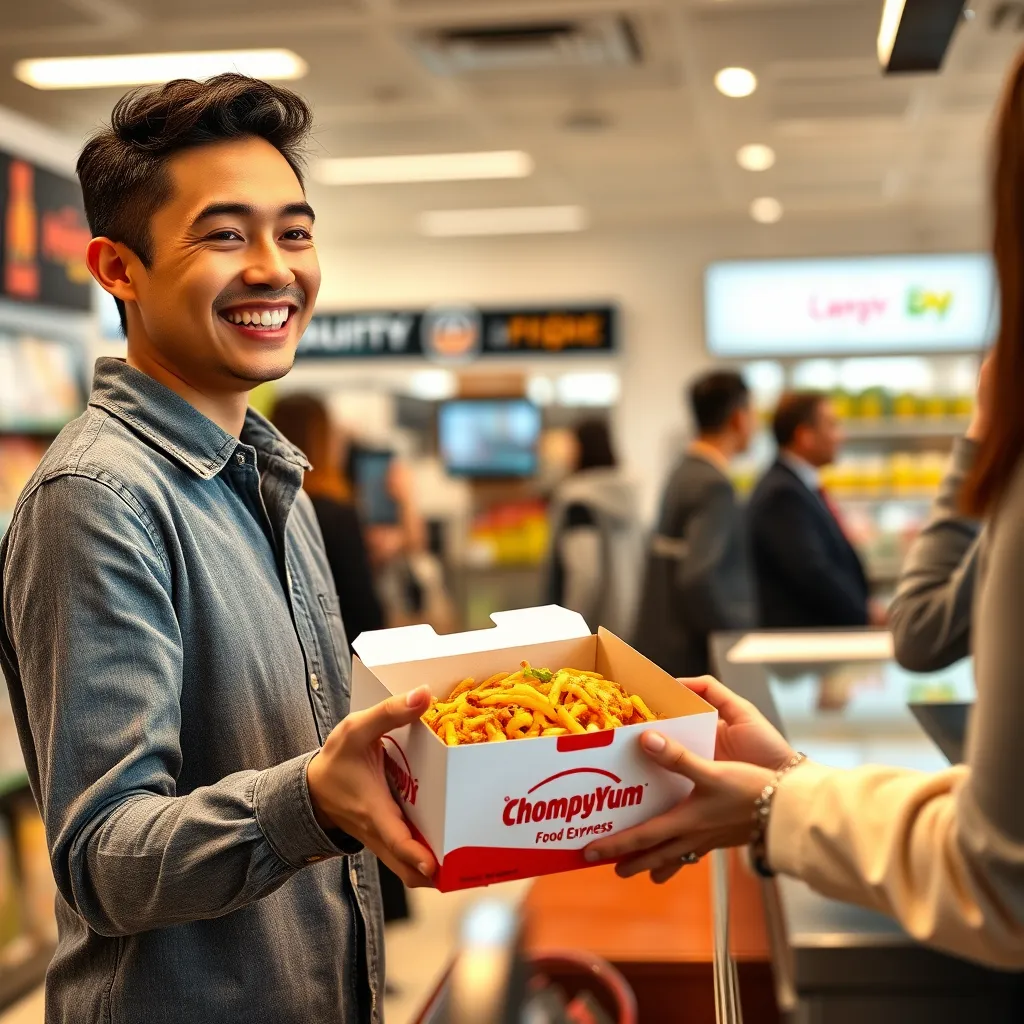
left=765, top=760, right=837, bottom=878
left=253, top=751, right=363, bottom=868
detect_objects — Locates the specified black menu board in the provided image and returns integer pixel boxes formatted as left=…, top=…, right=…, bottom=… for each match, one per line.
left=0, top=149, right=91, bottom=312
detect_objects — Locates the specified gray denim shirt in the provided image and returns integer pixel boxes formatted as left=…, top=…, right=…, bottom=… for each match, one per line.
left=0, top=358, right=384, bottom=1024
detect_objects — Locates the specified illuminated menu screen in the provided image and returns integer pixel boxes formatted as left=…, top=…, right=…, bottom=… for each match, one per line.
left=705, top=255, right=996, bottom=356
left=0, top=148, right=91, bottom=312
left=299, top=305, right=618, bottom=361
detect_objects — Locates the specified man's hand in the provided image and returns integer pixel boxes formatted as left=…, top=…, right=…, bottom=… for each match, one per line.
left=306, top=686, right=437, bottom=888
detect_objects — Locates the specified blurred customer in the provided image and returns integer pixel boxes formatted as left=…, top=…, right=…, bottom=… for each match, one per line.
left=364, top=459, right=457, bottom=635
left=749, top=392, right=885, bottom=628
left=889, top=357, right=989, bottom=671
left=546, top=419, right=642, bottom=636
left=271, top=395, right=385, bottom=646
left=633, top=371, right=756, bottom=676
left=271, top=396, right=410, bottom=929
left=585, top=49, right=1024, bottom=969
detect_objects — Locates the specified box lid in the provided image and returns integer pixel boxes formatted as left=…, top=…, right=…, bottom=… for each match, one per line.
left=352, top=605, right=591, bottom=668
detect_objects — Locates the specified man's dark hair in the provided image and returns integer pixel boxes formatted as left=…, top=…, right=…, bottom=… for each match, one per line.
left=574, top=418, right=617, bottom=471
left=77, top=73, right=314, bottom=333
left=773, top=391, right=827, bottom=448
left=688, top=370, right=750, bottom=434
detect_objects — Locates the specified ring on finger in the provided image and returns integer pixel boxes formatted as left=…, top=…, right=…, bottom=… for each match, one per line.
left=679, top=852, right=701, bottom=865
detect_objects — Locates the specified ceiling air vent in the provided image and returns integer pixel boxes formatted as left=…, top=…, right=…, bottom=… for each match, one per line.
left=414, top=16, right=641, bottom=75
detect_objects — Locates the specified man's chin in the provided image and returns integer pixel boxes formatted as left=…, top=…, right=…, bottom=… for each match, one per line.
left=229, top=354, right=297, bottom=386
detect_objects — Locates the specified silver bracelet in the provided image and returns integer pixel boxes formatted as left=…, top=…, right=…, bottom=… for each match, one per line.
left=750, top=752, right=806, bottom=878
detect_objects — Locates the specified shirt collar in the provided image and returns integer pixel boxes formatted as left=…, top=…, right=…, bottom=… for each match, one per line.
left=88, top=357, right=311, bottom=480
left=687, top=440, right=730, bottom=476
left=780, top=451, right=821, bottom=492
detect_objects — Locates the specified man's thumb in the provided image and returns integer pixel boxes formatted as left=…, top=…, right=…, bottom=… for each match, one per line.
left=350, top=686, right=432, bottom=742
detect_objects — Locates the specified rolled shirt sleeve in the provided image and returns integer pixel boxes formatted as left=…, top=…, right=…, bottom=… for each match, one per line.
left=3, top=474, right=350, bottom=938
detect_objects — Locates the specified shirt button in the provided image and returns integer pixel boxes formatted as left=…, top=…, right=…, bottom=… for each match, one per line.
left=235, top=453, right=246, bottom=465
left=310, top=673, right=320, bottom=691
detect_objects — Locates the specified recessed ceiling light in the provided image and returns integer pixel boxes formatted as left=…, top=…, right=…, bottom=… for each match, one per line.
left=715, top=67, right=757, bottom=98
left=737, top=143, right=776, bottom=172
left=314, top=150, right=533, bottom=186
left=750, top=197, right=783, bottom=224
left=418, top=205, right=589, bottom=238
left=13, top=49, right=308, bottom=90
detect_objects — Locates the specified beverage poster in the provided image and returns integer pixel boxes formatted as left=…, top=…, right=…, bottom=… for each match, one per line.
left=0, top=149, right=92, bottom=312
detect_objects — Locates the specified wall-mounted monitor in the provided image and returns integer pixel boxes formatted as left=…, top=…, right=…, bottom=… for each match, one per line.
left=438, top=399, right=541, bottom=479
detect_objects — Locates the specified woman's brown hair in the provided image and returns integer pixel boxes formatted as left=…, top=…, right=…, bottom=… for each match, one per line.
left=963, top=54, right=1024, bottom=514
left=271, top=394, right=351, bottom=503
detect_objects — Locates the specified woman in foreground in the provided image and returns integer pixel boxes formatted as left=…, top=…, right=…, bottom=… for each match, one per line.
left=587, top=52, right=1024, bottom=968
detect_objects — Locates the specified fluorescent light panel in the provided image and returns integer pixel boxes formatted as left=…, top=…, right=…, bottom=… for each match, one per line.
left=419, top=205, right=588, bottom=238
left=877, top=0, right=909, bottom=67
left=14, top=49, right=307, bottom=90
left=315, top=150, right=533, bottom=186
left=877, top=0, right=964, bottom=74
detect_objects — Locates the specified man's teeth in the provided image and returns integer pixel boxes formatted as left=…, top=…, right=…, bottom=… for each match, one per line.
left=224, top=308, right=291, bottom=328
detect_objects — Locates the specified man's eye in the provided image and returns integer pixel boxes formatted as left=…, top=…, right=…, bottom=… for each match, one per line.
left=209, top=230, right=243, bottom=242
left=282, top=228, right=313, bottom=241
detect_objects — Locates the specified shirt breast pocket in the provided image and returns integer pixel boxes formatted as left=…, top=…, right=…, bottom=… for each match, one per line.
left=317, top=592, right=352, bottom=698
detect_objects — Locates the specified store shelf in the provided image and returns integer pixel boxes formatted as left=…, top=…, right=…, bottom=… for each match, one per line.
left=834, top=491, right=936, bottom=503
left=0, top=772, right=29, bottom=802
left=0, top=940, right=55, bottom=1012
left=840, top=418, right=970, bottom=440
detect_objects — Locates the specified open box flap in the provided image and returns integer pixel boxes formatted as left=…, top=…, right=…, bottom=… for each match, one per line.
left=352, top=605, right=591, bottom=668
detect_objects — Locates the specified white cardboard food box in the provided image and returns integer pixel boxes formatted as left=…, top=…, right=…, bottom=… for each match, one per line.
left=351, top=606, right=718, bottom=892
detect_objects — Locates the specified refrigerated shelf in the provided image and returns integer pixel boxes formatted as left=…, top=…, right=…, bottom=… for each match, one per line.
left=840, top=419, right=970, bottom=440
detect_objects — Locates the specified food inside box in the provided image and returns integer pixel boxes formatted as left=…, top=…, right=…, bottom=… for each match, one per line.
left=423, top=663, right=660, bottom=745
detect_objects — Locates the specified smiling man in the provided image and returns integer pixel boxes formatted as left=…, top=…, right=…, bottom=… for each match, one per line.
left=0, top=75, right=435, bottom=1024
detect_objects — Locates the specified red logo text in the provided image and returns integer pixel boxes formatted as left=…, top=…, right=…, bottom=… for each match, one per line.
left=503, top=768, right=643, bottom=827
left=382, top=736, right=418, bottom=806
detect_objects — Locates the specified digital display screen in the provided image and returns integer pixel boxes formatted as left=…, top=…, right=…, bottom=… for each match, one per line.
left=438, top=400, right=541, bottom=478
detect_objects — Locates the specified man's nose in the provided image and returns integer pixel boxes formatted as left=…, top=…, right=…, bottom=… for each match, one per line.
left=241, top=237, right=296, bottom=291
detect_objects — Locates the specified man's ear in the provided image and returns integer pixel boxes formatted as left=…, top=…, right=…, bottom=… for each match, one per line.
left=86, top=237, right=139, bottom=305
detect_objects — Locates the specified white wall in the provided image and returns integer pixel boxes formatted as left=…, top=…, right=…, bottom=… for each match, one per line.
left=308, top=208, right=985, bottom=519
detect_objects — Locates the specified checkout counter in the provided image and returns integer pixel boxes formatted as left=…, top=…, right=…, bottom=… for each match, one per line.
left=711, top=631, right=1024, bottom=1024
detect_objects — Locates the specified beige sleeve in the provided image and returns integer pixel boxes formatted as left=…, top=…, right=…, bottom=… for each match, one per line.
left=765, top=454, right=1024, bottom=970
left=768, top=762, right=1024, bottom=967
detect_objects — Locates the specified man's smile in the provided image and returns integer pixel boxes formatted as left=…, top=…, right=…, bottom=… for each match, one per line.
left=217, top=300, right=300, bottom=339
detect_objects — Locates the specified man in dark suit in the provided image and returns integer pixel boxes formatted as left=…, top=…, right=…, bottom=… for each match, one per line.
left=634, top=371, right=757, bottom=676
left=749, top=391, right=886, bottom=629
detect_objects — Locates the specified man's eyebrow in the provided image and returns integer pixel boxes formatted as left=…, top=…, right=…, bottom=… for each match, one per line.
left=190, top=201, right=316, bottom=226
left=283, top=201, right=316, bottom=222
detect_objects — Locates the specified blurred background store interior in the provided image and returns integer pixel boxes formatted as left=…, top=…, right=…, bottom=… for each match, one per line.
left=0, top=0, right=1015, bottom=1020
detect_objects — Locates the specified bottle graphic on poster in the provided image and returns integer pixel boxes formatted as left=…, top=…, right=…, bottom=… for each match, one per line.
left=4, top=160, right=40, bottom=300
